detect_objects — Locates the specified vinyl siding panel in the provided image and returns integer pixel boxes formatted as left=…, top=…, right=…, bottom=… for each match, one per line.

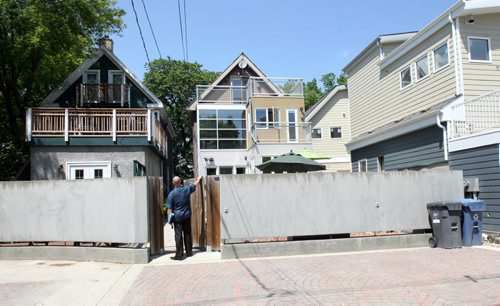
left=348, top=26, right=456, bottom=139
left=449, top=144, right=500, bottom=232
left=310, top=90, right=350, bottom=159
left=459, top=13, right=500, bottom=101
left=351, top=126, right=445, bottom=172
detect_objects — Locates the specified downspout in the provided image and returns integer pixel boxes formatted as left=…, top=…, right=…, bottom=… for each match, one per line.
left=449, top=13, right=461, bottom=96
left=437, top=113, right=449, bottom=161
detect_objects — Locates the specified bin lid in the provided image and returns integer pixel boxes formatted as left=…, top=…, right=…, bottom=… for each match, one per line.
left=459, top=199, right=486, bottom=211
left=426, top=201, right=462, bottom=210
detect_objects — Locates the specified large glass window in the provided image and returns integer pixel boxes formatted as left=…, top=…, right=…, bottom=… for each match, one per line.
left=255, top=107, right=279, bottom=128
left=400, top=66, right=412, bottom=88
left=199, top=109, right=246, bottom=150
left=416, top=56, right=429, bottom=80
left=231, top=78, right=244, bottom=102
left=469, top=37, right=491, bottom=62
left=433, top=43, right=449, bottom=71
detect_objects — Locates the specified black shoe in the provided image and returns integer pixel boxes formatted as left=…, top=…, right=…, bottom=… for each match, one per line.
left=186, top=253, right=193, bottom=257
left=170, top=256, right=183, bottom=260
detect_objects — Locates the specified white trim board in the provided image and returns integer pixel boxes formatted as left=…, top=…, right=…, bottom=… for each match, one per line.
left=448, top=130, right=500, bottom=152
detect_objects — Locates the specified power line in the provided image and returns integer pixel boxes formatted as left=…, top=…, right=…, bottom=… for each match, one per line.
left=177, top=0, right=186, bottom=61
left=141, top=0, right=162, bottom=60
left=183, top=0, right=188, bottom=61
left=131, top=0, right=151, bottom=65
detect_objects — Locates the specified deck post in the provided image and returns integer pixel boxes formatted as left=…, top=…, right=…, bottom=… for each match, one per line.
left=26, top=108, right=32, bottom=142
left=64, top=108, right=69, bottom=142
left=147, top=109, right=152, bottom=142
left=112, top=109, right=117, bottom=142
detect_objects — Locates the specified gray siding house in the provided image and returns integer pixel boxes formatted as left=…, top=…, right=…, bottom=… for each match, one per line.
left=26, top=39, right=174, bottom=184
left=344, top=1, right=500, bottom=233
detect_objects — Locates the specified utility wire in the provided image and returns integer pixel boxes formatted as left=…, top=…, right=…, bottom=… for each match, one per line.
left=177, top=0, right=186, bottom=61
left=183, top=0, right=189, bottom=61
left=141, top=0, right=162, bottom=59
left=131, top=0, right=151, bottom=65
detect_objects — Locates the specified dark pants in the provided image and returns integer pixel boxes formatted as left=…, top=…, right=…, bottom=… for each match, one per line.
left=174, top=217, right=192, bottom=258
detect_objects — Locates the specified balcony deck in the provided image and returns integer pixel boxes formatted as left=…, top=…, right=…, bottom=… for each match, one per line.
left=448, top=89, right=500, bottom=140
left=196, top=77, right=303, bottom=104
left=26, top=108, right=167, bottom=156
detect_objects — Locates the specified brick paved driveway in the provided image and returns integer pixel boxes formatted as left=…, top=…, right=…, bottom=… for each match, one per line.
left=123, top=247, right=500, bottom=305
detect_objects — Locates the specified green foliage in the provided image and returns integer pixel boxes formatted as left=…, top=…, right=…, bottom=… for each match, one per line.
left=304, top=78, right=323, bottom=110
left=0, top=141, right=28, bottom=180
left=304, top=73, right=349, bottom=110
left=144, top=58, right=218, bottom=178
left=320, top=72, right=336, bottom=93
left=0, top=0, right=124, bottom=180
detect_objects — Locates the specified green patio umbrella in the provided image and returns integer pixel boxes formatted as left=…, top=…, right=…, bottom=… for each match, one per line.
left=256, top=150, right=326, bottom=173
left=298, top=150, right=330, bottom=160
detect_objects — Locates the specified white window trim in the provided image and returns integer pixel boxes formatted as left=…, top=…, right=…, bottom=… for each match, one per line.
left=286, top=109, right=299, bottom=143
left=467, top=36, right=492, bottom=63
left=83, top=70, right=101, bottom=84
left=312, top=127, right=323, bottom=139
left=432, top=41, right=450, bottom=73
left=330, top=126, right=342, bottom=139
left=108, top=70, right=126, bottom=84
left=377, top=156, right=384, bottom=172
left=66, top=161, right=112, bottom=180
left=415, top=55, right=430, bottom=82
left=255, top=107, right=270, bottom=130
left=358, top=159, right=368, bottom=172
left=399, top=65, right=412, bottom=90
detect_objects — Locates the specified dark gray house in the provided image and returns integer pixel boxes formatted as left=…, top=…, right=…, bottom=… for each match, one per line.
left=26, top=39, right=174, bottom=184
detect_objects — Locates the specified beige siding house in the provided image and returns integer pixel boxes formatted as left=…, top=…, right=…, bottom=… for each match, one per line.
left=190, top=53, right=312, bottom=176
left=305, top=85, right=351, bottom=172
left=343, top=0, right=500, bottom=233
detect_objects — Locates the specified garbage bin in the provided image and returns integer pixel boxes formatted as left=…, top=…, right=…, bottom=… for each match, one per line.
left=460, top=199, right=486, bottom=247
left=426, top=202, right=462, bottom=248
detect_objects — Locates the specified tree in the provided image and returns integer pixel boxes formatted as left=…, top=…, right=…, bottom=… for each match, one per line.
left=144, top=58, right=218, bottom=178
left=320, top=72, right=336, bottom=93
left=304, top=72, right=349, bottom=110
left=0, top=0, right=124, bottom=180
left=304, top=78, right=323, bottom=110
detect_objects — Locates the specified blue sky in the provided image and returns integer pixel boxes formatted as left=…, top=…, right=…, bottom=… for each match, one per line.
left=111, top=0, right=457, bottom=86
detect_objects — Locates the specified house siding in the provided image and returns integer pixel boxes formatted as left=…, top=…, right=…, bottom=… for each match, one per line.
left=460, top=13, right=500, bottom=101
left=449, top=144, right=500, bottom=233
left=351, top=126, right=445, bottom=172
left=30, top=146, right=150, bottom=180
left=347, top=25, right=456, bottom=139
left=309, top=90, right=350, bottom=171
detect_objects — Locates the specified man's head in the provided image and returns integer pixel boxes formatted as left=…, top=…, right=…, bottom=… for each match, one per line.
left=172, top=176, right=182, bottom=187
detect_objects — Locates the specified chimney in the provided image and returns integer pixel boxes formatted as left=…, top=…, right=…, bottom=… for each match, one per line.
left=99, top=36, right=114, bottom=52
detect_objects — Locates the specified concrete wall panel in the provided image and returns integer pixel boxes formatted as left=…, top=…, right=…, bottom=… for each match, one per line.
left=219, top=171, right=463, bottom=239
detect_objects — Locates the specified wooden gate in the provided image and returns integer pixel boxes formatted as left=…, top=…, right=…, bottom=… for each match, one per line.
left=190, top=176, right=221, bottom=251
left=148, top=177, right=164, bottom=255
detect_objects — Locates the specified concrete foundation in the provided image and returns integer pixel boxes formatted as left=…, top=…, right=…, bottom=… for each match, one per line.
left=0, top=246, right=150, bottom=264
left=221, top=234, right=432, bottom=259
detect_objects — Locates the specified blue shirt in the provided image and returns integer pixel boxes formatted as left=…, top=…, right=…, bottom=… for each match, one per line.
left=166, top=184, right=197, bottom=221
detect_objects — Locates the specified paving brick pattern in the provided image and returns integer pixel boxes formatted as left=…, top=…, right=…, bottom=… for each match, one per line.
left=122, top=248, right=500, bottom=305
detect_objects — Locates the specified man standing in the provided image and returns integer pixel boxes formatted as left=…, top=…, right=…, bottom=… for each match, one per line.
left=166, top=176, right=202, bottom=260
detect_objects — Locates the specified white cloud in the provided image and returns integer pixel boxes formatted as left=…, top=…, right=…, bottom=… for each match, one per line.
left=337, top=50, right=351, bottom=58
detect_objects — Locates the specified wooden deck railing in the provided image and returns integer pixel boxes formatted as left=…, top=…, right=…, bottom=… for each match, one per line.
left=26, top=108, right=167, bottom=155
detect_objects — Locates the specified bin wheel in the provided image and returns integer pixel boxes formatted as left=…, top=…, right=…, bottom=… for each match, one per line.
left=429, top=237, right=437, bottom=248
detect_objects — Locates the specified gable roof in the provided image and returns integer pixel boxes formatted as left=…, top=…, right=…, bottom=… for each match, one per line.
left=189, top=53, right=278, bottom=110
left=305, top=85, right=347, bottom=121
left=41, top=46, right=163, bottom=108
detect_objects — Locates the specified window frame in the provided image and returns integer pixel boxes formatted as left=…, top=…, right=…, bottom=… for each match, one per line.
left=330, top=126, right=342, bottom=139
left=358, top=159, right=368, bottom=172
left=468, top=36, right=492, bottom=63
left=255, top=107, right=279, bottom=129
left=377, top=156, right=385, bottom=172
left=433, top=42, right=450, bottom=73
left=198, top=108, right=247, bottom=150
left=415, top=55, right=430, bottom=82
left=399, top=65, right=412, bottom=89
left=83, top=70, right=101, bottom=84
left=312, top=128, right=322, bottom=139
left=66, top=161, right=111, bottom=180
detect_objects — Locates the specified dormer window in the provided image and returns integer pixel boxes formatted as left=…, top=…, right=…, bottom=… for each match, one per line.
left=415, top=55, right=429, bottom=81
left=433, top=42, right=449, bottom=72
left=83, top=70, right=100, bottom=84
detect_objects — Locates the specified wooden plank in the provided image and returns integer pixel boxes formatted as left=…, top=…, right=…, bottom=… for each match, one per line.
left=148, top=177, right=164, bottom=256
left=189, top=178, right=204, bottom=249
left=206, top=176, right=221, bottom=251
